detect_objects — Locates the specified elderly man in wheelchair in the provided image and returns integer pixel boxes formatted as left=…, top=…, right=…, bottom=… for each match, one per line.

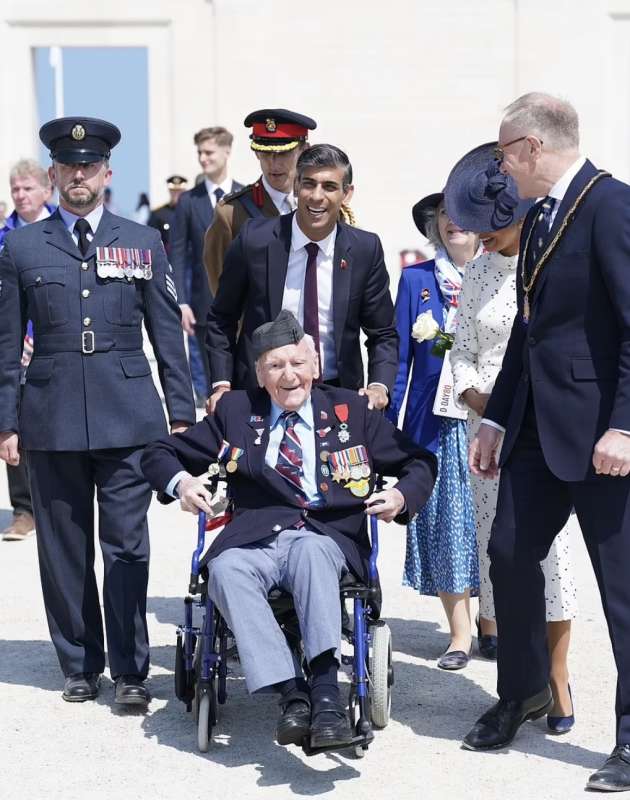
left=141, top=311, right=436, bottom=750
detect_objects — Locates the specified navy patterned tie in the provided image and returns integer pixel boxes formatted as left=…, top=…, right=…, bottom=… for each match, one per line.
left=213, top=187, right=225, bottom=205
left=275, top=411, right=305, bottom=493
left=527, top=196, right=556, bottom=275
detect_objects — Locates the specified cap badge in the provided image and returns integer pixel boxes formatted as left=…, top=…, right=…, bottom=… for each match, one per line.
left=265, top=118, right=277, bottom=133
left=71, top=124, right=86, bottom=141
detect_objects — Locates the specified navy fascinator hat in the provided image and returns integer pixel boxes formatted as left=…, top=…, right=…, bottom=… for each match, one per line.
left=444, top=142, right=534, bottom=233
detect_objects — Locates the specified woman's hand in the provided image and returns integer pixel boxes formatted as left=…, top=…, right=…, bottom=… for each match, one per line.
left=462, top=388, right=490, bottom=417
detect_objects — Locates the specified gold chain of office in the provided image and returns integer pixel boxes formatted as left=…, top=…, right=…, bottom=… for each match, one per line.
left=521, top=169, right=610, bottom=321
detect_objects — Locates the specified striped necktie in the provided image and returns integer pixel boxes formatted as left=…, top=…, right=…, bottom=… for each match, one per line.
left=275, top=411, right=305, bottom=493
left=530, top=197, right=556, bottom=262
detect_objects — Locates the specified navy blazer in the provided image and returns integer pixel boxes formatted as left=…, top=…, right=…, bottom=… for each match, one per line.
left=170, top=180, right=243, bottom=319
left=205, top=213, right=399, bottom=391
left=385, top=261, right=446, bottom=453
left=0, top=208, right=196, bottom=450
left=485, top=160, right=630, bottom=480
left=141, top=385, right=437, bottom=582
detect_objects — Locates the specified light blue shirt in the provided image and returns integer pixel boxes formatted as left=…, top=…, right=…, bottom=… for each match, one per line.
left=58, top=203, right=104, bottom=246
left=166, top=397, right=323, bottom=504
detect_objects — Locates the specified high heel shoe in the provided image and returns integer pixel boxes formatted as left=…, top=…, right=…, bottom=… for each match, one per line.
left=475, top=616, right=498, bottom=661
left=547, top=684, right=574, bottom=734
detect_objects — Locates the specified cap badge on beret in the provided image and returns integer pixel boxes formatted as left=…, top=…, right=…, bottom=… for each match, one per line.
left=265, top=118, right=277, bottom=133
left=72, top=124, right=86, bottom=141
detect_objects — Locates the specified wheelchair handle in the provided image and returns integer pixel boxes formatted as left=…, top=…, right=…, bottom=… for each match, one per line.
left=189, top=511, right=207, bottom=594
left=368, top=474, right=383, bottom=586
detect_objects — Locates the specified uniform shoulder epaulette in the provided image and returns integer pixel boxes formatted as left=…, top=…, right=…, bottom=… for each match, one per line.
left=221, top=183, right=259, bottom=205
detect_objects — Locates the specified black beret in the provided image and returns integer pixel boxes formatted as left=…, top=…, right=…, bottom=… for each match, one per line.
left=244, top=108, right=317, bottom=152
left=412, top=192, right=444, bottom=238
left=166, top=175, right=188, bottom=187
left=39, top=116, right=121, bottom=164
left=252, top=310, right=305, bottom=360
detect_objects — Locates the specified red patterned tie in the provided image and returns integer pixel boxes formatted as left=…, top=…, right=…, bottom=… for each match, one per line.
left=303, top=242, right=321, bottom=363
left=275, top=411, right=305, bottom=493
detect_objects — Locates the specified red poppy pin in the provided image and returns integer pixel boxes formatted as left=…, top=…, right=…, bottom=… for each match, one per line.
left=340, top=258, right=348, bottom=270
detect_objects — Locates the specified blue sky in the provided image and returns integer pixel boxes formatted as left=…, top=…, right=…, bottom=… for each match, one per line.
left=35, top=47, right=149, bottom=217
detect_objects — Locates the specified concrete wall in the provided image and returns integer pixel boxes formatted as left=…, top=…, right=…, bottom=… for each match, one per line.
left=1, top=0, right=630, bottom=283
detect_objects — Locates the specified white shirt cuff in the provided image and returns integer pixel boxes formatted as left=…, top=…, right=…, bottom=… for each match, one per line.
left=212, top=381, right=231, bottom=390
left=481, top=418, right=506, bottom=433
left=165, top=470, right=190, bottom=498
left=610, top=428, right=630, bottom=436
left=367, top=382, right=388, bottom=394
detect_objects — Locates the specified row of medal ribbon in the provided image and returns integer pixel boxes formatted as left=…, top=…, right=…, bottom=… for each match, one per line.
left=96, top=246, right=153, bottom=280
left=327, top=445, right=370, bottom=483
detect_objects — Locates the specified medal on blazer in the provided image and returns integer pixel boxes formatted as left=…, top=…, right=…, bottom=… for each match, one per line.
left=334, top=404, right=350, bottom=443
left=346, top=478, right=370, bottom=498
left=226, top=447, right=244, bottom=473
left=96, top=247, right=153, bottom=280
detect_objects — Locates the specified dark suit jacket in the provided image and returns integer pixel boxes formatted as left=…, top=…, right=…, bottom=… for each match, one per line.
left=485, top=159, right=630, bottom=481
left=141, top=385, right=436, bottom=581
left=0, top=208, right=195, bottom=450
left=205, top=213, right=399, bottom=391
left=170, top=180, right=243, bottom=319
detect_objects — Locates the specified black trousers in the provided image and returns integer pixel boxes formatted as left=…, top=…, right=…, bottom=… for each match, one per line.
left=489, top=400, right=630, bottom=743
left=28, top=448, right=152, bottom=679
left=7, top=458, right=32, bottom=515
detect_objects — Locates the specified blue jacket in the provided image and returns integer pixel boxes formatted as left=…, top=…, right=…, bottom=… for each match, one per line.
left=141, top=384, right=437, bottom=582
left=0, top=207, right=196, bottom=450
left=486, top=160, right=630, bottom=480
left=386, top=261, right=446, bottom=453
left=0, top=204, right=56, bottom=251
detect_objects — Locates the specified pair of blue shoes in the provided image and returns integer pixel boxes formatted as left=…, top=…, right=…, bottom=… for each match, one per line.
left=547, top=685, right=575, bottom=734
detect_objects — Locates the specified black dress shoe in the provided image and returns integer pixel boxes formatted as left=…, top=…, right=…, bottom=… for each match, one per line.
left=587, top=745, right=630, bottom=791
left=114, top=675, right=150, bottom=706
left=478, top=635, right=498, bottom=661
left=310, top=697, right=353, bottom=749
left=62, top=672, right=101, bottom=703
left=276, top=691, right=311, bottom=746
left=462, top=686, right=553, bottom=750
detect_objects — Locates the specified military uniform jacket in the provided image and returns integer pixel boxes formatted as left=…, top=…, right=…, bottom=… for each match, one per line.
left=141, top=385, right=437, bottom=582
left=147, top=203, right=176, bottom=254
left=203, top=179, right=278, bottom=296
left=0, top=208, right=196, bottom=451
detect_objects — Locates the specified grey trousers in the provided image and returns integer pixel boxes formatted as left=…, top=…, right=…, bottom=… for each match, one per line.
left=207, top=528, right=347, bottom=693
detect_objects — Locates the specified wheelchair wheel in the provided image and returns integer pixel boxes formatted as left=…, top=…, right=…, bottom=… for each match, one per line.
left=197, top=689, right=216, bottom=753
left=369, top=623, right=392, bottom=728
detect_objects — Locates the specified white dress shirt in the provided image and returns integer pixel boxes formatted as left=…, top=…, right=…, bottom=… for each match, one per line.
left=205, top=177, right=234, bottom=208
left=262, top=175, right=295, bottom=214
left=283, top=215, right=337, bottom=380
left=16, top=206, right=51, bottom=228
left=57, top=203, right=104, bottom=245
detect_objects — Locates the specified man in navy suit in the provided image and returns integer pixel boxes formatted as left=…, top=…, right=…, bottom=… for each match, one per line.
left=462, top=93, right=630, bottom=792
left=0, top=117, right=195, bottom=707
left=170, top=126, right=243, bottom=393
left=142, top=310, right=436, bottom=748
left=206, top=144, right=398, bottom=413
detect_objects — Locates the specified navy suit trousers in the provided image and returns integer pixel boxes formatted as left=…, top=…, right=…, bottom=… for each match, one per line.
left=489, top=397, right=630, bottom=743
left=28, top=448, right=151, bottom=679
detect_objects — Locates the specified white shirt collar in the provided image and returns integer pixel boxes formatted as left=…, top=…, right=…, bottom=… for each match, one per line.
left=204, top=176, right=232, bottom=198
left=16, top=206, right=51, bottom=227
left=57, top=203, right=104, bottom=234
left=270, top=397, right=314, bottom=429
left=547, top=156, right=587, bottom=205
left=261, top=175, right=295, bottom=211
left=291, top=213, right=336, bottom=257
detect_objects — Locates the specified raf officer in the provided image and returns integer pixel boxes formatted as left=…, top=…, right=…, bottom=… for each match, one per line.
left=203, top=109, right=318, bottom=296
left=142, top=311, right=437, bottom=747
left=147, top=174, right=188, bottom=255
left=0, top=117, right=195, bottom=706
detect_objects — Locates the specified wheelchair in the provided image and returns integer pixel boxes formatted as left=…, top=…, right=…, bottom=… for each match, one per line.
left=173, top=484, right=394, bottom=756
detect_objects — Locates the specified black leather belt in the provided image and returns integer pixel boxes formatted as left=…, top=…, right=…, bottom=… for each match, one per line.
left=35, top=331, right=144, bottom=355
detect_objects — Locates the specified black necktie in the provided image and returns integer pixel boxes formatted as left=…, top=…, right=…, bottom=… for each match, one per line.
left=214, top=187, right=225, bottom=205
left=74, top=218, right=92, bottom=257
left=529, top=196, right=556, bottom=265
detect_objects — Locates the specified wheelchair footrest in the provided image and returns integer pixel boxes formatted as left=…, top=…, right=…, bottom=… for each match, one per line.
left=300, top=730, right=374, bottom=757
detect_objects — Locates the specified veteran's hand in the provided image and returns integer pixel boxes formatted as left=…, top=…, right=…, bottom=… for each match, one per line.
left=170, top=421, right=190, bottom=434
left=179, top=303, right=196, bottom=336
left=206, top=385, right=231, bottom=415
left=177, top=475, right=213, bottom=515
left=469, top=423, right=502, bottom=479
left=0, top=432, right=20, bottom=466
left=593, top=429, right=630, bottom=477
left=359, top=384, right=388, bottom=410
left=365, top=487, right=405, bottom=522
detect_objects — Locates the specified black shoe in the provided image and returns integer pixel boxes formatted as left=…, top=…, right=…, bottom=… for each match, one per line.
left=438, top=646, right=472, bottom=670
left=478, top=635, right=498, bottom=661
left=276, top=691, right=311, bottom=746
left=462, top=686, right=553, bottom=751
left=310, top=697, right=353, bottom=749
left=114, top=675, right=150, bottom=706
left=62, top=672, right=101, bottom=703
left=587, top=745, right=630, bottom=791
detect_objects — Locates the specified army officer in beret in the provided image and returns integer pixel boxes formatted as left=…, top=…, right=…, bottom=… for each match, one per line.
left=0, top=116, right=195, bottom=706
left=142, top=310, right=437, bottom=748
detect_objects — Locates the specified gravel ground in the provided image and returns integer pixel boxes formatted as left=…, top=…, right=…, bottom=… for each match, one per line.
left=0, top=471, right=617, bottom=800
